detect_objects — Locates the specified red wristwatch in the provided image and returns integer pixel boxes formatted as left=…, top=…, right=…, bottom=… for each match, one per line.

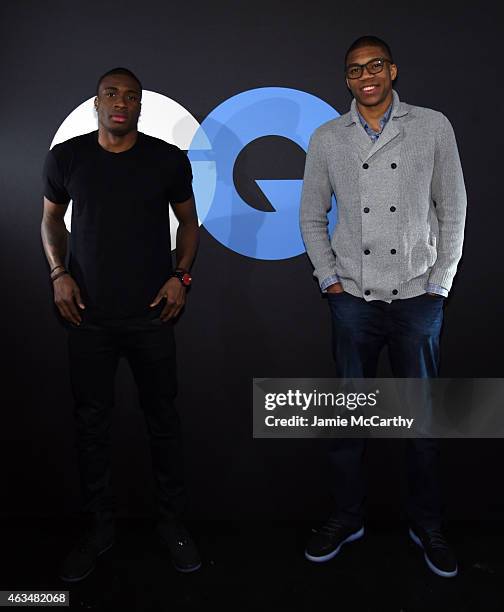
left=172, top=269, right=192, bottom=287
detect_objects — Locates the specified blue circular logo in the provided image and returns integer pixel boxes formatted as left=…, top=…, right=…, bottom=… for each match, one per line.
left=188, top=87, right=339, bottom=260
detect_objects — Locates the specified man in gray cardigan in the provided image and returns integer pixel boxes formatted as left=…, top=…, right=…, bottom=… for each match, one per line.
left=300, top=36, right=466, bottom=578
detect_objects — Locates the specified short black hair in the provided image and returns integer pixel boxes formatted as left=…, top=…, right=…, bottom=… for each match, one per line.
left=96, top=67, right=142, bottom=95
left=345, top=36, right=394, bottom=66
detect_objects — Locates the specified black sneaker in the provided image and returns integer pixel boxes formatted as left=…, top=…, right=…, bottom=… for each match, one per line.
left=305, top=517, right=364, bottom=563
left=409, top=525, right=458, bottom=578
left=59, top=521, right=115, bottom=582
left=157, top=520, right=202, bottom=573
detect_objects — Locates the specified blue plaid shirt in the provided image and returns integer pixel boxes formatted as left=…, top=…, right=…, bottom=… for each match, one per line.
left=320, top=103, right=448, bottom=298
left=358, top=103, right=393, bottom=142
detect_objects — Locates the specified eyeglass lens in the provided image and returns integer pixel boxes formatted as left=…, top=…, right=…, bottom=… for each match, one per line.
left=346, top=59, right=385, bottom=79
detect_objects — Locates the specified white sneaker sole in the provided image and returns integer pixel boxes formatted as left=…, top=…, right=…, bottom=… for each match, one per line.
left=305, top=526, right=365, bottom=563
left=409, top=528, right=458, bottom=578
left=173, top=560, right=202, bottom=573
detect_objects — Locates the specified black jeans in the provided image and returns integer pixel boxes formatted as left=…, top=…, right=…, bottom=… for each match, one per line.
left=327, top=292, right=445, bottom=529
left=66, top=309, right=186, bottom=522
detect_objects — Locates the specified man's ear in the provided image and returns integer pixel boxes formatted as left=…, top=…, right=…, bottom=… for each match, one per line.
left=390, top=64, right=398, bottom=82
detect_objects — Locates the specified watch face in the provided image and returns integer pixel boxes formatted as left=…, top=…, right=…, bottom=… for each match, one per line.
left=182, top=273, right=192, bottom=286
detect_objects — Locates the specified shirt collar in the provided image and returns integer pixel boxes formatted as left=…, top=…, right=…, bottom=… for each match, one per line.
left=357, top=102, right=392, bottom=136
left=343, top=90, right=409, bottom=127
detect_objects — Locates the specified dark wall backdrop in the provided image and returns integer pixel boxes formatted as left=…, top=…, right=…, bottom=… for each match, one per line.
left=1, top=0, right=502, bottom=521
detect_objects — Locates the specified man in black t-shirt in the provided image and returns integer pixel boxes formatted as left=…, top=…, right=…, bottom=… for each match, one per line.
left=41, top=67, right=201, bottom=580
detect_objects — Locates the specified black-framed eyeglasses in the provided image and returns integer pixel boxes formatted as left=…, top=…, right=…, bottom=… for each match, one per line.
left=345, top=57, right=391, bottom=80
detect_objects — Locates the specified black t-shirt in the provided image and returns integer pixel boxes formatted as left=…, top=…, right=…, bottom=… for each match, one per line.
left=43, top=130, right=193, bottom=320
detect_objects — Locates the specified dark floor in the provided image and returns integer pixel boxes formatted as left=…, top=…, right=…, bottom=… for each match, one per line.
left=0, top=519, right=502, bottom=611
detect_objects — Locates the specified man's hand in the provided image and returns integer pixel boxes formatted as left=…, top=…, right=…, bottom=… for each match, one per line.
left=150, top=277, right=186, bottom=322
left=326, top=282, right=344, bottom=294
left=53, top=275, right=85, bottom=325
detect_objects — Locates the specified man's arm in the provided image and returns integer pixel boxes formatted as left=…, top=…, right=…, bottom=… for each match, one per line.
left=172, top=195, right=199, bottom=272
left=150, top=195, right=200, bottom=321
left=428, top=114, right=467, bottom=293
left=300, top=131, right=342, bottom=293
left=41, top=197, right=68, bottom=271
left=41, top=197, right=85, bottom=325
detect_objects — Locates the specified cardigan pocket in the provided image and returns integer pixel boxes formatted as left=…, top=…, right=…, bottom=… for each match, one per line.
left=427, top=234, right=437, bottom=267
left=409, top=237, right=437, bottom=279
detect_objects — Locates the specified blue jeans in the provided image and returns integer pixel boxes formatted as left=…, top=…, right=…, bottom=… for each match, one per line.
left=327, top=291, right=445, bottom=528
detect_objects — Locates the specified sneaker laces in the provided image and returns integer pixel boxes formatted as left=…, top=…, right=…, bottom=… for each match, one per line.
left=319, top=518, right=345, bottom=536
left=424, top=528, right=449, bottom=550
left=76, top=524, right=114, bottom=551
left=172, top=529, right=189, bottom=546
left=160, top=522, right=191, bottom=546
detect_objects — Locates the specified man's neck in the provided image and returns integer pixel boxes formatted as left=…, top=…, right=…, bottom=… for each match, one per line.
left=356, top=94, right=393, bottom=132
left=98, top=128, right=138, bottom=153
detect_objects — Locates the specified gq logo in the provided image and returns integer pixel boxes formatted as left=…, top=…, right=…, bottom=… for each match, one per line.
left=51, top=87, right=339, bottom=261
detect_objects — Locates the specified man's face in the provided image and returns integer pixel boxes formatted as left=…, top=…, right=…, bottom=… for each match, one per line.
left=94, top=73, right=142, bottom=135
left=345, top=45, right=397, bottom=108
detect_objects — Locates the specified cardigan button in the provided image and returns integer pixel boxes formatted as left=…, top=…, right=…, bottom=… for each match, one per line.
left=364, top=249, right=370, bottom=255
left=392, top=289, right=398, bottom=295
left=364, top=290, right=371, bottom=296
left=391, top=163, right=397, bottom=169
left=363, top=207, right=370, bottom=213
left=362, top=163, right=369, bottom=169
left=390, top=206, right=396, bottom=212
left=390, top=249, right=397, bottom=254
